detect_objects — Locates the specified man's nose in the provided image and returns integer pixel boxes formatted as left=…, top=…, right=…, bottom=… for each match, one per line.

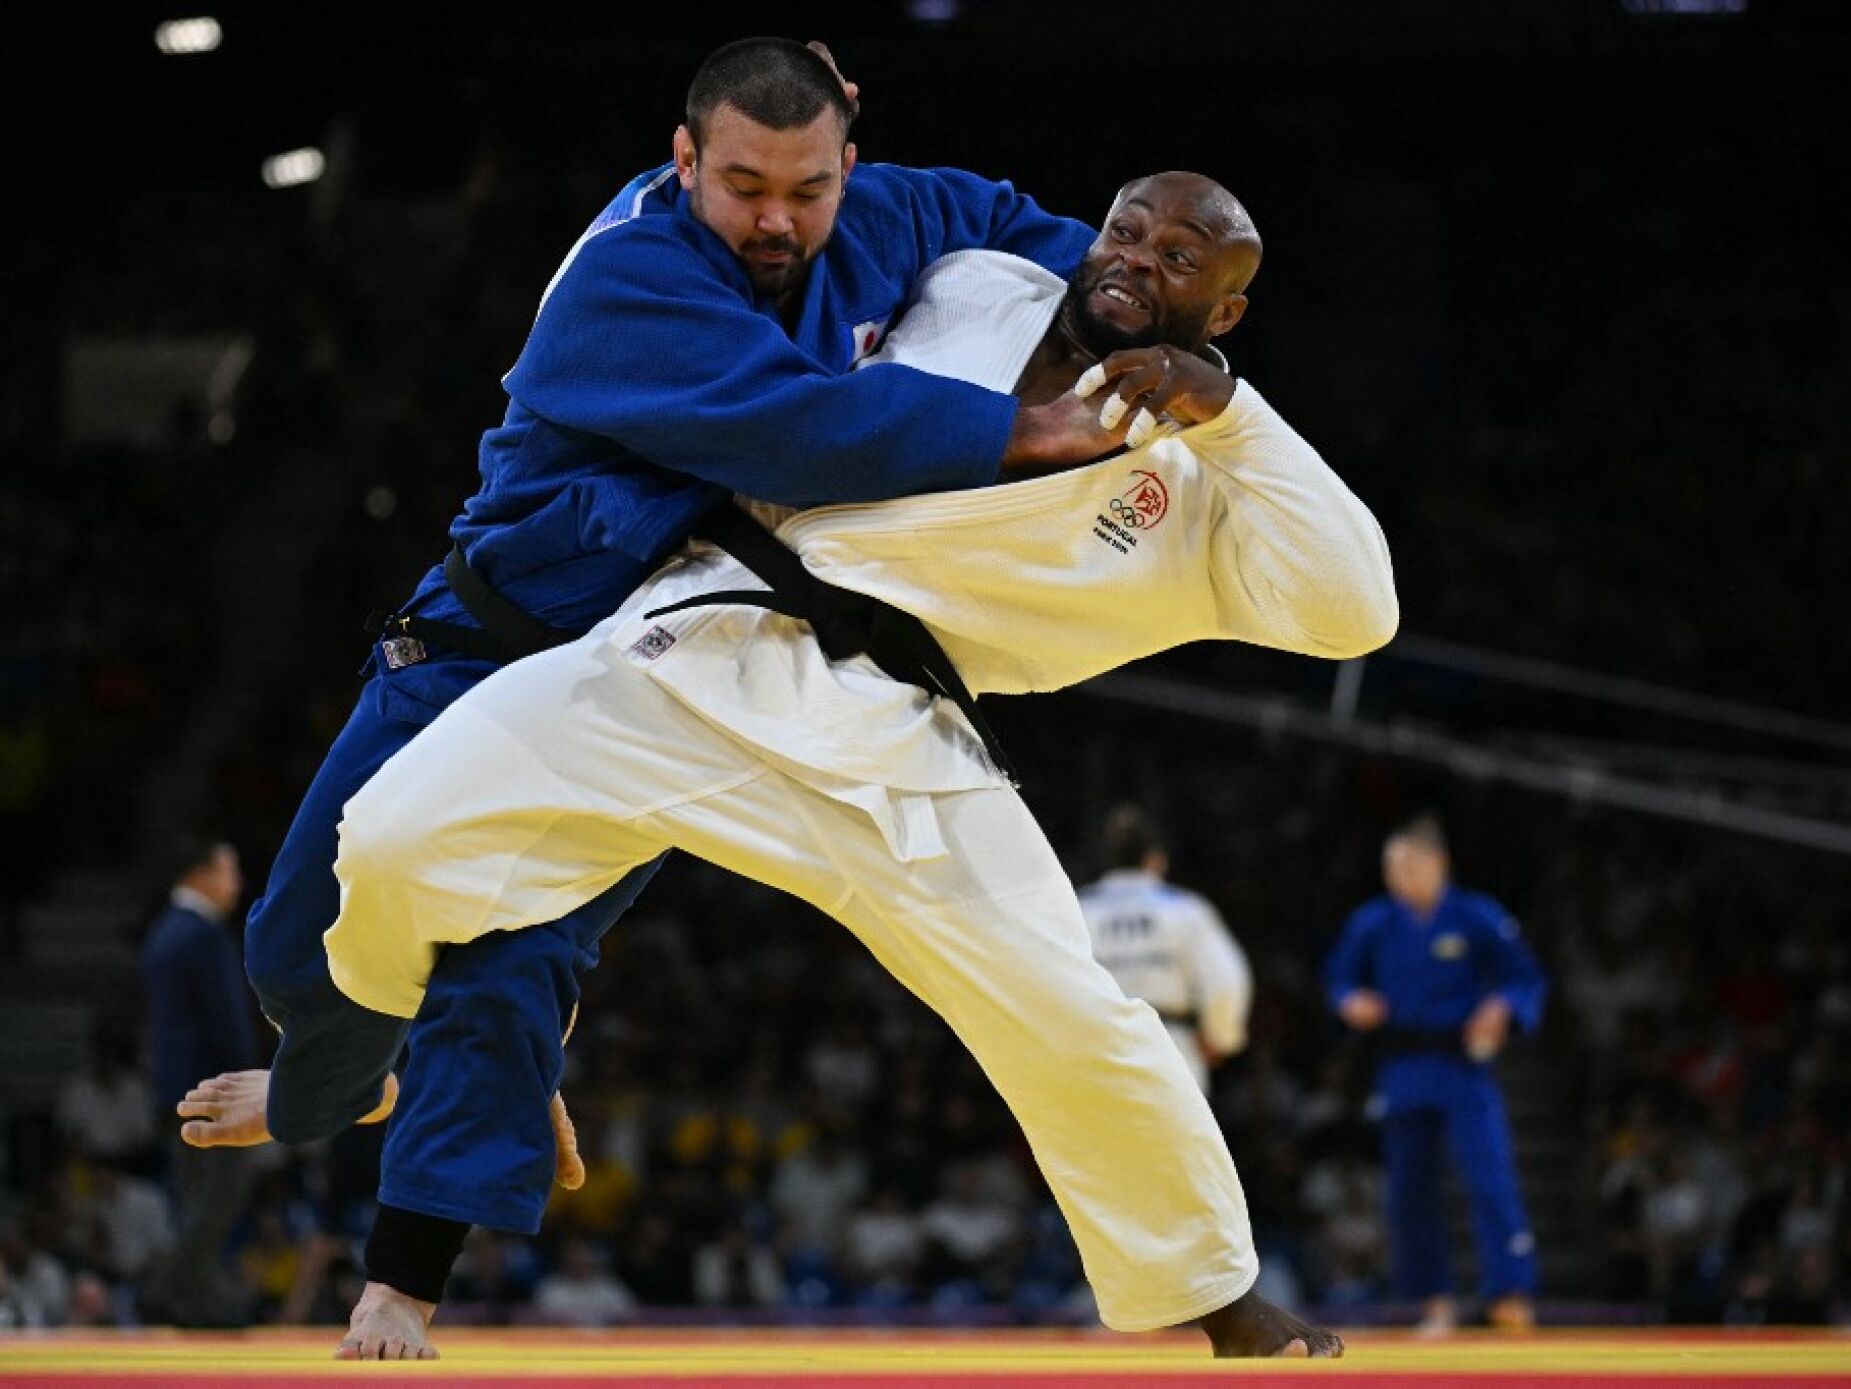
left=757, top=205, right=796, bottom=235
left=1119, top=241, right=1158, bottom=274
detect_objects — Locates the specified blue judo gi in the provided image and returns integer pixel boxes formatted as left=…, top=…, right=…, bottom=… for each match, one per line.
left=1324, top=885, right=1547, bottom=1301
left=246, top=161, right=1094, bottom=1234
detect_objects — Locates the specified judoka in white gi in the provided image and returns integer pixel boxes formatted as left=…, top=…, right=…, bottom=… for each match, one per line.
left=328, top=174, right=1394, bottom=1357
left=1080, top=804, right=1255, bottom=1093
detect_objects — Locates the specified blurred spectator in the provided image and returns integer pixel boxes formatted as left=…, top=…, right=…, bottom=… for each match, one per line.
left=918, top=1162, right=1025, bottom=1305
left=534, top=1237, right=638, bottom=1325
left=692, top=1221, right=785, bottom=1309
left=53, top=1016, right=156, bottom=1172
left=769, top=1121, right=868, bottom=1265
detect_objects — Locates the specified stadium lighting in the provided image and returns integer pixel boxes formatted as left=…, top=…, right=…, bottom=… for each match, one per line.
left=262, top=147, right=325, bottom=189
left=905, top=0, right=963, bottom=24
left=154, top=17, right=222, bottom=55
left=1620, top=0, right=1747, bottom=13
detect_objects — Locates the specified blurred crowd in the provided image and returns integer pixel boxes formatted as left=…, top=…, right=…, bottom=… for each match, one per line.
left=3, top=16, right=1846, bottom=1335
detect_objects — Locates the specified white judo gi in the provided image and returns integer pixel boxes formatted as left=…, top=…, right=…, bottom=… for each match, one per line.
left=1080, top=868, right=1255, bottom=1093
left=326, top=249, right=1398, bottom=1331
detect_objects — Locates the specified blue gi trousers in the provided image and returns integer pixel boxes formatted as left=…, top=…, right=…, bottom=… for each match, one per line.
left=245, top=672, right=662, bottom=1233
left=1378, top=1055, right=1537, bottom=1302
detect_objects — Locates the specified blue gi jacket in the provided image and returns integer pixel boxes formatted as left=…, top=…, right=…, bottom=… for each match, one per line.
left=377, top=162, right=1093, bottom=721
left=1324, top=886, right=1547, bottom=1040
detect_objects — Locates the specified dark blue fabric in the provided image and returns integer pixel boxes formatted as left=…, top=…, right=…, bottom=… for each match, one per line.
left=1323, top=886, right=1547, bottom=1035
left=378, top=859, right=661, bottom=1233
left=384, top=162, right=1094, bottom=716
left=141, top=901, right=258, bottom=1114
left=1380, top=1065, right=1538, bottom=1299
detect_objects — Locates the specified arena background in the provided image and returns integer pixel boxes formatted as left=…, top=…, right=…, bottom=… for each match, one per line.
left=2, top=0, right=1849, bottom=1364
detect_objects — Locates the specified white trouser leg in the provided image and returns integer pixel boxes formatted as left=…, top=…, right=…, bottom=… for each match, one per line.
left=678, top=774, right=1260, bottom=1331
left=329, top=640, right=1257, bottom=1329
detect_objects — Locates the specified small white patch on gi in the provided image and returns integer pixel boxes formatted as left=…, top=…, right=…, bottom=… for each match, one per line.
left=849, top=318, right=889, bottom=364
left=1509, top=1231, right=1535, bottom=1256
left=1431, top=933, right=1468, bottom=960
left=629, top=626, right=677, bottom=661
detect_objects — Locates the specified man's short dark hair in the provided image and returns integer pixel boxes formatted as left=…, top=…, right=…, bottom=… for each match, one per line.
left=1103, top=803, right=1166, bottom=870
left=686, top=37, right=856, bottom=148
left=1387, top=812, right=1449, bottom=856
left=164, top=829, right=229, bottom=886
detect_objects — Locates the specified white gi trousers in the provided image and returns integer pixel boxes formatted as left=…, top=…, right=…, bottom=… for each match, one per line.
left=326, top=625, right=1259, bottom=1331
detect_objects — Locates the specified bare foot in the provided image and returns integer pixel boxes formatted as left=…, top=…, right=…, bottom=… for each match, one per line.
left=1195, top=1289, right=1344, bottom=1358
left=550, top=1092, right=586, bottom=1190
left=1487, top=1293, right=1535, bottom=1332
left=335, top=1280, right=438, bottom=1360
left=1416, top=1294, right=1458, bottom=1337
left=178, top=1069, right=397, bottom=1148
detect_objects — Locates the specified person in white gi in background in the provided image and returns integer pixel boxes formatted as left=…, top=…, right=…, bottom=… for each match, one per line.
left=1081, top=805, right=1253, bottom=1094
left=324, top=172, right=1394, bottom=1358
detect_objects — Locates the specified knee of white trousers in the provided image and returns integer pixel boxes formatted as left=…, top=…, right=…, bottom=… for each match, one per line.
left=323, top=800, right=442, bottom=1020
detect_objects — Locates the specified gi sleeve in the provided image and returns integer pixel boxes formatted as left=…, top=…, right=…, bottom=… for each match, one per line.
left=1187, top=381, right=1400, bottom=660
left=503, top=223, right=1019, bottom=506
left=1324, top=904, right=1380, bottom=1020
left=1474, top=899, right=1548, bottom=1033
left=883, top=165, right=1096, bottom=279
left=1187, top=900, right=1253, bottom=1058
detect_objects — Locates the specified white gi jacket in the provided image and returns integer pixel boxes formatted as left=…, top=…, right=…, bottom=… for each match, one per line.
left=1079, top=868, right=1254, bottom=1092
left=607, top=250, right=1398, bottom=810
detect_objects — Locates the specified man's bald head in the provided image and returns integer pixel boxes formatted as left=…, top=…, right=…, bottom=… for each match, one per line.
left=1112, top=172, right=1262, bottom=294
left=1066, top=171, right=1262, bottom=355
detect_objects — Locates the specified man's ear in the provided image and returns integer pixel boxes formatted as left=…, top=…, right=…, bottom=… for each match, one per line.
left=673, top=125, right=698, bottom=190
left=1209, top=294, right=1248, bottom=338
left=842, top=141, right=858, bottom=184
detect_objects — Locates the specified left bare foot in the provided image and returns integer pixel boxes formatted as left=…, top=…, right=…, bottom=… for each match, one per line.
left=1195, top=1289, right=1344, bottom=1358
left=335, top=1280, right=438, bottom=1360
left=178, top=1069, right=397, bottom=1148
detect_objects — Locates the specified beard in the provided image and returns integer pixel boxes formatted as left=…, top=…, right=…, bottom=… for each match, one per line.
left=740, top=233, right=811, bottom=298
left=687, top=180, right=817, bottom=300
left=1060, top=276, right=1214, bottom=356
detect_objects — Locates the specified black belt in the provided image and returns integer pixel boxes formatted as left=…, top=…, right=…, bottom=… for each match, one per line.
left=644, top=505, right=1019, bottom=786
left=1378, top=1028, right=1470, bottom=1060
left=366, top=545, right=580, bottom=668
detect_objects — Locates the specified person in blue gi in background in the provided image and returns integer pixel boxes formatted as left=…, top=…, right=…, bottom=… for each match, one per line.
left=1325, top=813, right=1547, bottom=1335
left=174, top=36, right=1127, bottom=1358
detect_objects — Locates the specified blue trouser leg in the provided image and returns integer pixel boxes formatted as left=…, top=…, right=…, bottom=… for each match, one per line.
left=1445, top=1073, right=1537, bottom=1299
left=245, top=675, right=664, bottom=1228
left=378, top=859, right=662, bottom=1234
left=1381, top=1105, right=1452, bottom=1300
left=246, top=691, right=419, bottom=1141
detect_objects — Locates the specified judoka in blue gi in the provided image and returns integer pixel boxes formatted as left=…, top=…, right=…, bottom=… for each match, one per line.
left=173, top=38, right=1123, bottom=1357
left=1324, top=814, right=1547, bottom=1333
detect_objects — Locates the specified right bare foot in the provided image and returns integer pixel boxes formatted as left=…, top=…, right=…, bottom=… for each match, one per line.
left=335, top=1280, right=438, bottom=1360
left=1195, top=1289, right=1344, bottom=1358
left=178, top=1069, right=398, bottom=1148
